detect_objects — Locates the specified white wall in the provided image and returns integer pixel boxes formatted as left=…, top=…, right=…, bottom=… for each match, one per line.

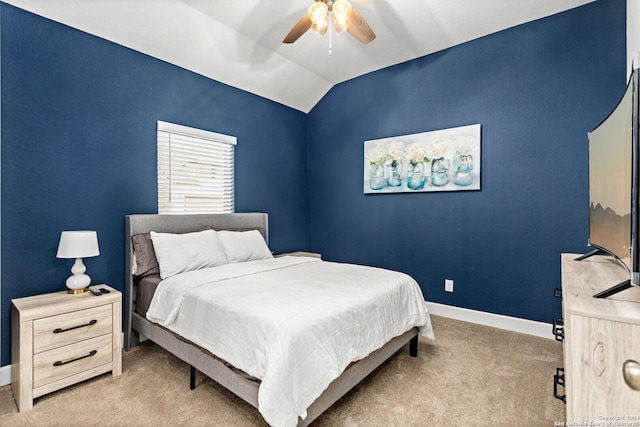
left=629, top=0, right=640, bottom=73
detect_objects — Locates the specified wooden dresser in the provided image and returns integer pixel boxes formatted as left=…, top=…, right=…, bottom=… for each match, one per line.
left=561, top=254, right=640, bottom=422
left=11, top=285, right=122, bottom=411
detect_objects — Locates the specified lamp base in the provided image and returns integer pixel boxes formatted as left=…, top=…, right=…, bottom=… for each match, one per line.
left=65, top=259, right=92, bottom=294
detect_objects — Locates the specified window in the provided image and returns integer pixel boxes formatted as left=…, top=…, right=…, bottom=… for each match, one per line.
left=157, top=121, right=236, bottom=214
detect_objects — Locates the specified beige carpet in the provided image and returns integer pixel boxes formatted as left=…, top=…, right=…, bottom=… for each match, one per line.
left=0, top=315, right=565, bottom=426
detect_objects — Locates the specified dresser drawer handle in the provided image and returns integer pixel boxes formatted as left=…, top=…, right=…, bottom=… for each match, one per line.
left=623, top=360, right=640, bottom=391
left=553, top=367, right=566, bottom=403
left=554, top=287, right=563, bottom=299
left=53, top=319, right=97, bottom=334
left=552, top=318, right=564, bottom=342
left=53, top=350, right=98, bottom=367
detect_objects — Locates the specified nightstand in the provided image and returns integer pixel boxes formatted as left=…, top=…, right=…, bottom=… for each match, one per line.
left=11, top=285, right=122, bottom=411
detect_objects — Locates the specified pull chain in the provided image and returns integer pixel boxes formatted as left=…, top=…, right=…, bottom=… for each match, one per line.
left=328, top=12, right=333, bottom=56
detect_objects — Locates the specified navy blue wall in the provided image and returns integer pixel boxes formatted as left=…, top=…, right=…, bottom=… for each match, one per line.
left=307, top=0, right=626, bottom=323
left=0, top=4, right=309, bottom=366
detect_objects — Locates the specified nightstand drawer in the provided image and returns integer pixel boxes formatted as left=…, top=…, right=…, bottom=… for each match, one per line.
left=33, top=305, right=112, bottom=353
left=33, top=334, right=113, bottom=389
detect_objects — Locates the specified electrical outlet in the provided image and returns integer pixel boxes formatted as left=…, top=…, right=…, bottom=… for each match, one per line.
left=445, top=279, right=454, bottom=293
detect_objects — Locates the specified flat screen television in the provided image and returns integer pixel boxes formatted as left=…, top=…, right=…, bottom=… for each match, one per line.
left=579, top=65, right=640, bottom=298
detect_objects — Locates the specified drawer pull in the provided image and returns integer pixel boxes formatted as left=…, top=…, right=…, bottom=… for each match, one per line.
left=552, top=318, right=564, bottom=342
left=53, top=319, right=97, bottom=334
left=53, top=350, right=98, bottom=367
left=554, top=287, right=563, bottom=299
left=623, top=360, right=640, bottom=391
left=554, top=367, right=566, bottom=403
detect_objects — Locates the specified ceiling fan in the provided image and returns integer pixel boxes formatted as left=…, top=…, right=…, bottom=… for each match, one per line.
left=283, top=0, right=376, bottom=45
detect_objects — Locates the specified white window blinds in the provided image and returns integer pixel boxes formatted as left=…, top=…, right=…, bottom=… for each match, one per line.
left=157, top=121, right=236, bottom=214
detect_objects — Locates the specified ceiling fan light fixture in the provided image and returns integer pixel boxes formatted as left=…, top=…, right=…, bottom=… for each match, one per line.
left=283, top=0, right=374, bottom=45
left=311, top=15, right=329, bottom=34
left=308, top=2, right=328, bottom=24
left=332, top=0, right=352, bottom=32
left=332, top=13, right=349, bottom=33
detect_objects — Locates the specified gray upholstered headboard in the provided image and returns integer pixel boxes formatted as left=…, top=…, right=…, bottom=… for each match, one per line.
left=123, top=213, right=269, bottom=350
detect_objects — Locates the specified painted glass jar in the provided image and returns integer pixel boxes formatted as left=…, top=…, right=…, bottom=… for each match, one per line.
left=407, top=161, right=425, bottom=190
left=386, top=160, right=402, bottom=187
left=453, top=154, right=473, bottom=186
left=430, top=157, right=450, bottom=186
left=369, top=162, right=385, bottom=190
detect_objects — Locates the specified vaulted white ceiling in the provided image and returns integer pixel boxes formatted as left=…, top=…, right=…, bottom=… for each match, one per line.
left=5, top=0, right=595, bottom=112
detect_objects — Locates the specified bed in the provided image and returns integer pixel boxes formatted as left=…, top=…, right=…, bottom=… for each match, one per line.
left=123, top=213, right=434, bottom=427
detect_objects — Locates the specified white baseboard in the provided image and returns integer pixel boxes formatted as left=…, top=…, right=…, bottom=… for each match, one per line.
left=0, top=363, right=10, bottom=387
left=426, top=301, right=554, bottom=340
left=0, top=307, right=554, bottom=387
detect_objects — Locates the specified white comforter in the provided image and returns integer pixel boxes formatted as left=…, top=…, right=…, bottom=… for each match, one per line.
left=146, top=256, right=434, bottom=427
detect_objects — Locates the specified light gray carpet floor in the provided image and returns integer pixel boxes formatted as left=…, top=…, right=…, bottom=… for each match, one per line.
left=0, top=315, right=565, bottom=426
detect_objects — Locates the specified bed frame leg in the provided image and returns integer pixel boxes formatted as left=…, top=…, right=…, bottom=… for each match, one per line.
left=190, top=366, right=196, bottom=390
left=125, top=329, right=140, bottom=352
left=409, top=335, right=418, bottom=357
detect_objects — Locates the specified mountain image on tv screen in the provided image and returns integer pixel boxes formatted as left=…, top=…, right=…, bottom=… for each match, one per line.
left=588, top=84, right=633, bottom=269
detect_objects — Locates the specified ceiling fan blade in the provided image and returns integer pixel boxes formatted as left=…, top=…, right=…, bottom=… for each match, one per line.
left=283, top=14, right=313, bottom=44
left=346, top=8, right=376, bottom=44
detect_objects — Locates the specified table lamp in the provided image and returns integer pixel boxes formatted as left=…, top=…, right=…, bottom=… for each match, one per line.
left=56, top=230, right=100, bottom=294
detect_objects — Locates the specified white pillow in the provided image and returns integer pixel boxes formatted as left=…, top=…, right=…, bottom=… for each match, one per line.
left=217, top=230, right=273, bottom=263
left=150, top=229, right=228, bottom=279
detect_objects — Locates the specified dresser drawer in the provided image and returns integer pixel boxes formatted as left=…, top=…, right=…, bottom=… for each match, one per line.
left=33, top=305, right=112, bottom=353
left=33, top=334, right=113, bottom=389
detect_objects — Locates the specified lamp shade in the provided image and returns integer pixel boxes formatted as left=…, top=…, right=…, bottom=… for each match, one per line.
left=56, top=231, right=100, bottom=259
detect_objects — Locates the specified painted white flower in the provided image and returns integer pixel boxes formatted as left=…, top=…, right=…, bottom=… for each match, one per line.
left=404, top=142, right=428, bottom=164
left=366, top=146, right=388, bottom=164
left=386, top=141, right=406, bottom=161
left=454, top=136, right=477, bottom=156
left=426, top=139, right=454, bottom=159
